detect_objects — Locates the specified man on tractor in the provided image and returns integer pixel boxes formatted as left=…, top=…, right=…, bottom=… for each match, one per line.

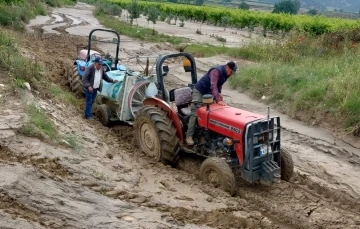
left=82, top=57, right=118, bottom=120
left=185, top=61, right=238, bottom=145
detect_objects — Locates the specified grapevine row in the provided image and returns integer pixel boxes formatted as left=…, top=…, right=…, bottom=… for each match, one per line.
left=108, top=0, right=360, bottom=36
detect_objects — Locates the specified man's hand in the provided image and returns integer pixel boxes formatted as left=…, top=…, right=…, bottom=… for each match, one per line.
left=88, top=86, right=93, bottom=93
left=113, top=80, right=119, bottom=83
left=219, top=94, right=223, bottom=101
left=218, top=101, right=226, bottom=106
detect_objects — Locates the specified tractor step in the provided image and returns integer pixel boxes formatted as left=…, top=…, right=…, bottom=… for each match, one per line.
left=181, top=146, right=197, bottom=155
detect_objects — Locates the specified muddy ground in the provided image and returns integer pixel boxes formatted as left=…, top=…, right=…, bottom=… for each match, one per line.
left=0, top=2, right=359, bottom=229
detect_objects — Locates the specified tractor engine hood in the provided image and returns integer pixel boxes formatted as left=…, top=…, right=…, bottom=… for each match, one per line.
left=197, top=104, right=265, bottom=139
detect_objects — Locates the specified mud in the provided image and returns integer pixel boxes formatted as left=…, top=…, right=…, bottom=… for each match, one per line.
left=0, top=2, right=359, bottom=228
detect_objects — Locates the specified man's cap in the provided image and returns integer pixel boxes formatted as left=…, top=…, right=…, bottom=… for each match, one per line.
left=94, top=56, right=103, bottom=64
left=226, top=61, right=237, bottom=73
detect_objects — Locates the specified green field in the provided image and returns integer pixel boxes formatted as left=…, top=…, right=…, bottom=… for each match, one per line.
left=110, top=0, right=360, bottom=36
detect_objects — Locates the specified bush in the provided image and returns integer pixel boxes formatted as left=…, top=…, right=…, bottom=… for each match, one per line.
left=273, top=0, right=300, bottom=15
left=94, top=1, right=122, bottom=16
left=238, top=1, right=250, bottom=10
left=0, top=0, right=47, bottom=30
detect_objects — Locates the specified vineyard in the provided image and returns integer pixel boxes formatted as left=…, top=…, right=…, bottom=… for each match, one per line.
left=109, top=0, right=360, bottom=35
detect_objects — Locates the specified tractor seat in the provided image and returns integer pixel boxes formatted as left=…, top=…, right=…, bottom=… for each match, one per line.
left=170, top=87, right=193, bottom=116
left=78, top=49, right=100, bottom=61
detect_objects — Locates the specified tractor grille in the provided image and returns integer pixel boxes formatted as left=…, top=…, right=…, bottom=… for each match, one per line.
left=241, top=117, right=281, bottom=183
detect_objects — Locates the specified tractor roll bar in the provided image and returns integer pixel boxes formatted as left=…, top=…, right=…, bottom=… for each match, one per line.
left=156, top=52, right=198, bottom=102
left=86, top=29, right=120, bottom=66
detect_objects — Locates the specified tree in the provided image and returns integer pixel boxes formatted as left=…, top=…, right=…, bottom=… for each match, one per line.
left=147, top=7, right=159, bottom=35
left=147, top=7, right=159, bottom=27
left=221, top=0, right=231, bottom=6
left=307, top=9, right=317, bottom=15
left=220, top=16, right=230, bottom=31
left=128, top=0, right=140, bottom=25
left=272, top=0, right=301, bottom=15
left=195, top=0, right=204, bottom=6
left=239, top=1, right=250, bottom=10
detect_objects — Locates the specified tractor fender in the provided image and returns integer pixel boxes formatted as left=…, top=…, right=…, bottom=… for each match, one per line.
left=143, top=97, right=184, bottom=143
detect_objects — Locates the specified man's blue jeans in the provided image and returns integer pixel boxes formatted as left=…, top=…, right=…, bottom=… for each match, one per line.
left=85, top=88, right=97, bottom=119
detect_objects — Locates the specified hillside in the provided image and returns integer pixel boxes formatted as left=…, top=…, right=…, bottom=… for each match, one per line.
left=301, top=0, right=360, bottom=12
left=242, top=0, right=360, bottom=12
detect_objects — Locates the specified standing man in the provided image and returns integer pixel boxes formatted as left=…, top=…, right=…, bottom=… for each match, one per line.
left=186, top=61, right=237, bottom=145
left=82, top=57, right=118, bottom=120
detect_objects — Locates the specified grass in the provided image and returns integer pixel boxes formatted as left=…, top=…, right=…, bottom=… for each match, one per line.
left=1, top=28, right=82, bottom=147
left=20, top=103, right=81, bottom=149
left=225, top=35, right=360, bottom=133
left=0, top=0, right=77, bottom=30
left=0, top=29, right=44, bottom=90
left=49, top=84, right=81, bottom=107
left=184, top=32, right=360, bottom=134
left=0, top=0, right=47, bottom=31
left=21, top=103, right=59, bottom=139
left=64, top=134, right=81, bottom=150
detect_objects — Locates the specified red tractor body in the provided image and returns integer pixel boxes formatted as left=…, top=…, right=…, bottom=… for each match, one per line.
left=197, top=105, right=264, bottom=139
left=197, top=104, right=265, bottom=166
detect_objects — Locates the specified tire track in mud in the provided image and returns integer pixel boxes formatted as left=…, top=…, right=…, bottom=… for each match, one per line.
left=22, top=5, right=360, bottom=228
left=0, top=146, right=72, bottom=178
left=0, top=147, right=71, bottom=229
left=108, top=125, right=360, bottom=229
left=0, top=132, right=271, bottom=229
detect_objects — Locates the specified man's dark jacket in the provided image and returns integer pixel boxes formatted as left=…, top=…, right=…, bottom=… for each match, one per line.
left=195, top=65, right=228, bottom=95
left=82, top=64, right=114, bottom=92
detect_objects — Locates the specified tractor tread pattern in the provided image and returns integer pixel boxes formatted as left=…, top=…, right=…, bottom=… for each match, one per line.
left=200, top=157, right=236, bottom=196
left=134, top=106, right=179, bottom=164
left=98, top=104, right=111, bottom=127
left=70, top=66, right=85, bottom=97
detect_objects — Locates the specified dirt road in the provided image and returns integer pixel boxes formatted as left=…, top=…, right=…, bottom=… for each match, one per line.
left=0, top=2, right=359, bottom=228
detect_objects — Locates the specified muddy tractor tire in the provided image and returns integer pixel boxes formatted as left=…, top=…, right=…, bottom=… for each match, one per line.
left=70, top=66, right=85, bottom=97
left=133, top=106, right=179, bottom=164
left=280, top=149, right=294, bottom=181
left=98, top=104, right=111, bottom=127
left=200, top=157, right=236, bottom=196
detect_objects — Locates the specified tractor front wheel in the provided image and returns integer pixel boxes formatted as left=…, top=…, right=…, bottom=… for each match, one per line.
left=280, top=149, right=294, bottom=181
left=133, top=106, right=179, bottom=164
left=200, top=157, right=236, bottom=196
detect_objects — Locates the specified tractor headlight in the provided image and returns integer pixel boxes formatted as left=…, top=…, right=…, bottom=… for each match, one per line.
left=223, top=137, right=233, bottom=146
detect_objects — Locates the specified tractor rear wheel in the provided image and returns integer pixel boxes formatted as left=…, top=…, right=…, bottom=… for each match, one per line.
left=280, top=149, right=294, bottom=181
left=133, top=106, right=179, bottom=164
left=70, top=66, right=85, bottom=97
left=97, top=104, right=111, bottom=127
left=200, top=157, right=236, bottom=196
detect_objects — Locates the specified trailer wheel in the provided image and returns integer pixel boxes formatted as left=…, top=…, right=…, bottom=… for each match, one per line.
left=200, top=157, right=236, bottom=196
left=70, top=66, right=85, bottom=97
left=280, top=149, right=294, bottom=181
left=133, top=106, right=179, bottom=164
left=98, top=104, right=111, bottom=127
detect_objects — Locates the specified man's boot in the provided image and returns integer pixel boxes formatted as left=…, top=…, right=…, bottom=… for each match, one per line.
left=186, top=135, right=194, bottom=145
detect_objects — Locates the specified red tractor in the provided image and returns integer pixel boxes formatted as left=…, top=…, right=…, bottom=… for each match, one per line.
left=133, top=52, right=294, bottom=195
